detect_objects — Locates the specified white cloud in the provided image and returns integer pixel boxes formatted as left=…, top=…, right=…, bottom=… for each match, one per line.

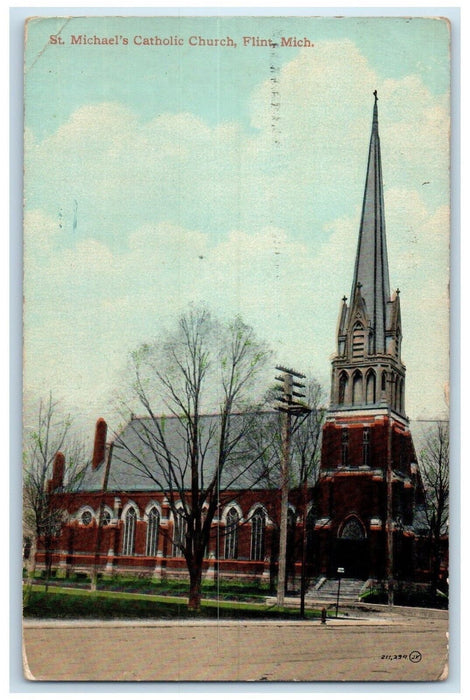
left=23, top=200, right=449, bottom=436
left=24, top=42, right=449, bottom=247
left=23, top=39, right=450, bottom=436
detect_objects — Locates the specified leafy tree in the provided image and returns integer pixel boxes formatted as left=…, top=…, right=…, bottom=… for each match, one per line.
left=419, top=421, right=449, bottom=594
left=23, top=394, right=87, bottom=590
left=117, top=308, right=273, bottom=610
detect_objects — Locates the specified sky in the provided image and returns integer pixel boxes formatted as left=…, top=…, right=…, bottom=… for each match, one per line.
left=22, top=14, right=451, bottom=441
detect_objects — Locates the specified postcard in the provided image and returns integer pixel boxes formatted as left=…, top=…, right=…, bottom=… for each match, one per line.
left=22, top=14, right=450, bottom=682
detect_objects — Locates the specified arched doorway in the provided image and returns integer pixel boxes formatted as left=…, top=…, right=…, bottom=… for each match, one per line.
left=334, top=516, right=368, bottom=579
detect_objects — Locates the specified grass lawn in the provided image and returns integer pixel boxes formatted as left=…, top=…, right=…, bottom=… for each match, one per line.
left=359, top=588, right=448, bottom=609
left=27, top=572, right=274, bottom=602
left=23, top=584, right=328, bottom=621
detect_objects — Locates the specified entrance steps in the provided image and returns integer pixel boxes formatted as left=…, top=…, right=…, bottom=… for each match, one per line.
left=306, top=577, right=367, bottom=602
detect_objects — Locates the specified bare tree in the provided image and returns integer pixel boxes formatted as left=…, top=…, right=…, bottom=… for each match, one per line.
left=248, top=379, right=325, bottom=486
left=291, top=379, right=326, bottom=488
left=23, top=394, right=87, bottom=590
left=419, top=421, right=449, bottom=595
left=117, top=308, right=273, bottom=610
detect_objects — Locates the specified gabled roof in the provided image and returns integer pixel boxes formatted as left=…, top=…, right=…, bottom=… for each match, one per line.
left=77, top=412, right=281, bottom=494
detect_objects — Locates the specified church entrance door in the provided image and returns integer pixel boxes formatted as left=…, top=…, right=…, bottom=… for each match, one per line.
left=333, top=516, right=368, bottom=580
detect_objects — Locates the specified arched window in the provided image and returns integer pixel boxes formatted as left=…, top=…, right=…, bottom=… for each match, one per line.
left=250, top=507, right=266, bottom=561
left=172, top=507, right=186, bottom=557
left=390, top=374, right=396, bottom=410
left=224, top=507, right=239, bottom=560
left=399, top=378, right=405, bottom=413
left=352, top=371, right=363, bottom=405
left=122, top=507, right=137, bottom=555
left=338, top=372, right=348, bottom=405
left=366, top=371, right=376, bottom=405
left=341, top=428, right=349, bottom=465
left=362, top=427, right=370, bottom=465
left=146, top=507, right=160, bottom=557
left=339, top=516, right=366, bottom=540
left=381, top=371, right=387, bottom=393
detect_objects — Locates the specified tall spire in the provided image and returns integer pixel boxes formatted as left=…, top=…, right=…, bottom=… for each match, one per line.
left=350, top=91, right=390, bottom=353
left=330, top=94, right=406, bottom=416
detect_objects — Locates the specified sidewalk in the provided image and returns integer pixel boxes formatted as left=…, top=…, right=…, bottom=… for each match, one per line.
left=23, top=615, right=404, bottom=628
left=265, top=595, right=448, bottom=619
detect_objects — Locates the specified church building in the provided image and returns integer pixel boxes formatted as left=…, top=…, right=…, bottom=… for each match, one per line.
left=34, top=95, right=427, bottom=589
left=314, top=92, right=424, bottom=582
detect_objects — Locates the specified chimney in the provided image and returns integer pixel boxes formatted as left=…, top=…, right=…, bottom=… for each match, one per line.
left=92, top=418, right=108, bottom=470
left=52, top=451, right=65, bottom=488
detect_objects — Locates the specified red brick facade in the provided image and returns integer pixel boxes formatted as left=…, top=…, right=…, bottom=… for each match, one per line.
left=38, top=485, right=314, bottom=585
left=314, top=413, right=423, bottom=581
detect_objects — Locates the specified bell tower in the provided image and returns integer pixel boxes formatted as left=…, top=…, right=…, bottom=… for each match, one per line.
left=314, top=94, right=423, bottom=583
left=331, top=91, right=405, bottom=417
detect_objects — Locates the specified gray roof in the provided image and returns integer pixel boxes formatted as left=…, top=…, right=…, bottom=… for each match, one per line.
left=78, top=413, right=281, bottom=494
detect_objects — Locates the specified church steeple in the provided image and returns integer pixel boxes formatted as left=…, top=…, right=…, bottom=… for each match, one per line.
left=315, top=94, right=422, bottom=587
left=350, top=90, right=390, bottom=354
left=330, top=93, right=406, bottom=418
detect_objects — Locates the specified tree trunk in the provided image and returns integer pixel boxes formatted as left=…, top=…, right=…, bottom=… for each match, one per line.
left=430, top=527, right=441, bottom=597
left=188, top=561, right=203, bottom=611
left=44, top=535, right=52, bottom=593
left=269, top=528, right=279, bottom=595
left=90, top=569, right=98, bottom=592
left=23, top=538, right=38, bottom=606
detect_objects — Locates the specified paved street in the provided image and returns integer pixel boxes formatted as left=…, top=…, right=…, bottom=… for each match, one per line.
left=23, top=615, right=448, bottom=682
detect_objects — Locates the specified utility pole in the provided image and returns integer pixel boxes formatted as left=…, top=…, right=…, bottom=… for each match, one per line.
left=300, top=473, right=309, bottom=618
left=275, top=366, right=309, bottom=607
left=386, top=406, right=394, bottom=607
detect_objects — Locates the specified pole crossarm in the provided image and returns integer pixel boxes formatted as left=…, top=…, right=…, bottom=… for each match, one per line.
left=275, top=367, right=311, bottom=416
left=275, top=365, right=306, bottom=379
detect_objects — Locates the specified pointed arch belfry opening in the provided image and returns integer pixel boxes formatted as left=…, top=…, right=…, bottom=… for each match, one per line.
left=381, top=370, right=387, bottom=393
left=338, top=371, right=348, bottom=405
left=366, top=370, right=376, bottom=405
left=352, top=370, right=363, bottom=405
left=390, top=374, right=397, bottom=412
